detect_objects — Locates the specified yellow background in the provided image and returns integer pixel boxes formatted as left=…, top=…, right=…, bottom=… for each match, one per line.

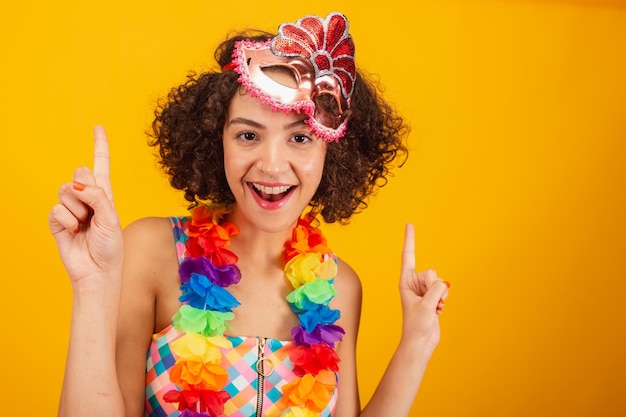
left=1, top=0, right=625, bottom=415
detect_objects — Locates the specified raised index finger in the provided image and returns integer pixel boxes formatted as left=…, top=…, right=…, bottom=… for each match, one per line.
left=401, top=223, right=416, bottom=273
left=93, top=125, right=114, bottom=202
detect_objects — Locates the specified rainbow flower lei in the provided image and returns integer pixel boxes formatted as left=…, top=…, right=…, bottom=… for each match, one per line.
left=164, top=205, right=343, bottom=417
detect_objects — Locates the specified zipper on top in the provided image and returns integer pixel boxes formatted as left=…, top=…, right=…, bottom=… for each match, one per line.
left=255, top=337, right=275, bottom=417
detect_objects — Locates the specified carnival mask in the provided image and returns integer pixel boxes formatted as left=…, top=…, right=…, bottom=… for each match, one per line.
left=227, top=12, right=356, bottom=142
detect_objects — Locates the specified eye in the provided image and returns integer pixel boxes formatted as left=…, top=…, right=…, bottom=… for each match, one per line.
left=237, top=131, right=257, bottom=141
left=292, top=133, right=312, bottom=144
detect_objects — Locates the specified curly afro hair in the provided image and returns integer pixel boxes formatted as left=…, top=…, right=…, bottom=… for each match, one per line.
left=149, top=31, right=409, bottom=224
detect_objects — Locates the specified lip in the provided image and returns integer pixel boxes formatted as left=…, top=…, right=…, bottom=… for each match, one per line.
left=247, top=181, right=296, bottom=210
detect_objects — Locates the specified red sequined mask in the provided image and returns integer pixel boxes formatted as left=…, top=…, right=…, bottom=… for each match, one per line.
left=229, top=12, right=356, bottom=142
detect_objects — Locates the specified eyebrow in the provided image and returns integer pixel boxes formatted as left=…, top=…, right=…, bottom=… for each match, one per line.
left=227, top=117, right=307, bottom=130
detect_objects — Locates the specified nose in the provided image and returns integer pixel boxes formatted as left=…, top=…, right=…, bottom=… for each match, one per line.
left=255, top=139, right=288, bottom=179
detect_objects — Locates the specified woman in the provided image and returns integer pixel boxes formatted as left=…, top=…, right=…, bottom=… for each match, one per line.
left=49, top=12, right=450, bottom=417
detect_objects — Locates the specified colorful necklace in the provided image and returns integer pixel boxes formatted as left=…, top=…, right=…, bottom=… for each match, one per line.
left=163, top=205, right=344, bottom=417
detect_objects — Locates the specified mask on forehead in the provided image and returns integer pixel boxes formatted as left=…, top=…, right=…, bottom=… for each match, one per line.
left=225, top=12, right=356, bottom=142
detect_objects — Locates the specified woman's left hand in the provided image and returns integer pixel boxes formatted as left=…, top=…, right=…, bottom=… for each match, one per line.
left=398, top=223, right=450, bottom=349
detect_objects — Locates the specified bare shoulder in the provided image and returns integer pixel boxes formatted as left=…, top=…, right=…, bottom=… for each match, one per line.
left=332, top=258, right=363, bottom=320
left=124, top=216, right=174, bottom=251
left=125, top=216, right=186, bottom=331
left=119, top=216, right=176, bottom=302
left=334, top=258, right=363, bottom=298
left=124, top=217, right=176, bottom=268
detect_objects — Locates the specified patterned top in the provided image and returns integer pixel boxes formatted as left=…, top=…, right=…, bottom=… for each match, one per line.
left=144, top=216, right=338, bottom=417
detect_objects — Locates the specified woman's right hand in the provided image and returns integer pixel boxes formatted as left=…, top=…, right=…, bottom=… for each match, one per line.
left=49, top=126, right=124, bottom=289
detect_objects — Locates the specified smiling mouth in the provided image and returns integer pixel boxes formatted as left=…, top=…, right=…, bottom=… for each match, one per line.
left=250, top=183, right=295, bottom=202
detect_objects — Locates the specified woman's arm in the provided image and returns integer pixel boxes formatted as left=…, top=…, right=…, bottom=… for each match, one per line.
left=116, top=217, right=179, bottom=416
left=50, top=127, right=127, bottom=417
left=332, top=260, right=363, bottom=417
left=334, top=224, right=450, bottom=417
left=360, top=268, right=448, bottom=416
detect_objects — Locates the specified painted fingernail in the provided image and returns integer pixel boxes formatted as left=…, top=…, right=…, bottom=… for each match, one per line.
left=73, top=226, right=81, bottom=234
left=444, top=281, right=451, bottom=288
left=72, top=181, right=86, bottom=191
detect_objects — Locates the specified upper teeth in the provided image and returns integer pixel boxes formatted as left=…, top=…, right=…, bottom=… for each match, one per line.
left=252, top=183, right=291, bottom=195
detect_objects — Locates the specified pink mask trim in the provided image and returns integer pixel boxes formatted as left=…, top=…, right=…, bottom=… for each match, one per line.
left=229, top=12, right=356, bottom=142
